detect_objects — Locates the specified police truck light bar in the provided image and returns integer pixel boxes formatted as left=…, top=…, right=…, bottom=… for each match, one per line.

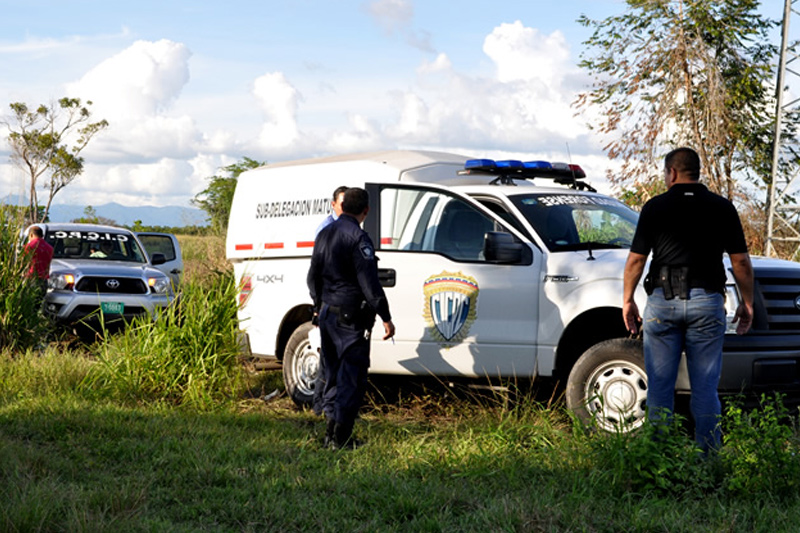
left=460, top=158, right=595, bottom=192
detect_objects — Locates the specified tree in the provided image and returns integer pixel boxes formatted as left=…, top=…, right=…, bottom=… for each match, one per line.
left=4, top=97, right=109, bottom=224
left=71, top=205, right=116, bottom=226
left=575, top=1, right=782, bottom=209
left=192, top=157, right=265, bottom=235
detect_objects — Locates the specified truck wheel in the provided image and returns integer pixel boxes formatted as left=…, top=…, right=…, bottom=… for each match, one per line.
left=566, top=338, right=647, bottom=433
left=283, top=321, right=318, bottom=407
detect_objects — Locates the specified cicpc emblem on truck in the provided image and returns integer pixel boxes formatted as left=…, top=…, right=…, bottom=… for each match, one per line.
left=423, top=271, right=479, bottom=344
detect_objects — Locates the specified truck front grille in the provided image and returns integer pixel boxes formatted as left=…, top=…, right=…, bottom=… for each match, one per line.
left=755, top=270, right=800, bottom=332
left=75, top=277, right=148, bottom=294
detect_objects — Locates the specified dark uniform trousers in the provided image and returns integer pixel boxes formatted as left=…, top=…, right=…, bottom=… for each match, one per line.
left=318, top=303, right=373, bottom=429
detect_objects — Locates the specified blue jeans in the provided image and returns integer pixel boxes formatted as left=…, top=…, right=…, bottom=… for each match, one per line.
left=643, top=288, right=726, bottom=451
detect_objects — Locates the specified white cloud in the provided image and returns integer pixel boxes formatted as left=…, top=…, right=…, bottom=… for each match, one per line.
left=366, top=0, right=414, bottom=33
left=66, top=39, right=191, bottom=119
left=365, top=0, right=433, bottom=52
left=483, top=21, right=570, bottom=85
left=63, top=39, right=204, bottom=165
left=417, top=53, right=451, bottom=75
left=51, top=40, right=215, bottom=207
left=253, top=72, right=300, bottom=150
left=383, top=21, right=588, bottom=152
left=3, top=20, right=609, bottom=212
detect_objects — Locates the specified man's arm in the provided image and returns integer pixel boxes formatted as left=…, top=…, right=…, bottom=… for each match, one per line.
left=623, top=252, right=647, bottom=335
left=729, top=252, right=754, bottom=335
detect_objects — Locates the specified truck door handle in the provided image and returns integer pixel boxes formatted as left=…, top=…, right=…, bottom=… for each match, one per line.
left=378, top=268, right=396, bottom=287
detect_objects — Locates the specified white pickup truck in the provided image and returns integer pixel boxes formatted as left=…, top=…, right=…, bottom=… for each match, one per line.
left=31, top=223, right=183, bottom=326
left=226, top=151, right=800, bottom=431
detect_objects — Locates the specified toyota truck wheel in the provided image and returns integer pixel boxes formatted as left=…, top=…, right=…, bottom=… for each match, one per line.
left=283, top=321, right=319, bottom=407
left=566, top=338, right=647, bottom=433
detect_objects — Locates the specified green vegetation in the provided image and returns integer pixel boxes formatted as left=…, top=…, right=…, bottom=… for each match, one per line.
left=5, top=97, right=108, bottom=224
left=81, top=273, right=243, bottom=409
left=0, top=206, right=50, bottom=351
left=3, top=357, right=800, bottom=531
left=2, top=228, right=800, bottom=530
left=192, top=157, right=266, bottom=236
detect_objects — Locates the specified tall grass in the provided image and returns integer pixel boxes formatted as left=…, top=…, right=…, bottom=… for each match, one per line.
left=83, top=271, right=244, bottom=409
left=0, top=206, right=50, bottom=351
left=176, top=234, right=229, bottom=284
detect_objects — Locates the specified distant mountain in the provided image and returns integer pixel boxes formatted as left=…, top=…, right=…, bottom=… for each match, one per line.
left=47, top=202, right=208, bottom=228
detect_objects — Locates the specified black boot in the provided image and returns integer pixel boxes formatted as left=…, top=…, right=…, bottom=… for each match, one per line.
left=331, top=421, right=362, bottom=450
left=322, top=418, right=336, bottom=448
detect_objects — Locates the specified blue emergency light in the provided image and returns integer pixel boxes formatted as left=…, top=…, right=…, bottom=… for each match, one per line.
left=495, top=160, right=524, bottom=169
left=464, top=159, right=497, bottom=171
left=523, top=161, right=552, bottom=170
left=460, top=157, right=593, bottom=191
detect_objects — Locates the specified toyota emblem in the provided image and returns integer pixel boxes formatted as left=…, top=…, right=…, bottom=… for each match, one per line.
left=795, top=294, right=800, bottom=311
left=106, top=279, right=120, bottom=290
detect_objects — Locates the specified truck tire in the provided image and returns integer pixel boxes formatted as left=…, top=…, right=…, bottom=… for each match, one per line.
left=283, top=321, right=318, bottom=407
left=566, top=338, right=647, bottom=433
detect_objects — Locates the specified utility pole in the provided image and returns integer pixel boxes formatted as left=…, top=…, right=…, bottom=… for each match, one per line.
left=766, top=0, right=800, bottom=259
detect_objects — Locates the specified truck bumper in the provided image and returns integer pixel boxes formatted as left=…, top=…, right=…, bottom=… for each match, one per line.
left=44, top=291, right=172, bottom=325
left=675, top=334, right=800, bottom=394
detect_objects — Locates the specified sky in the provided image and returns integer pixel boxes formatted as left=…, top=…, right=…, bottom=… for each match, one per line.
left=0, top=0, right=787, bottom=213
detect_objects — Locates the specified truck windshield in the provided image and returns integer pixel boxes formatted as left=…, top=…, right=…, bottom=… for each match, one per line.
left=46, top=230, right=147, bottom=263
left=509, top=193, right=639, bottom=252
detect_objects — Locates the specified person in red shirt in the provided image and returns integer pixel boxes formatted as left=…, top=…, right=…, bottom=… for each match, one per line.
left=24, top=226, right=54, bottom=294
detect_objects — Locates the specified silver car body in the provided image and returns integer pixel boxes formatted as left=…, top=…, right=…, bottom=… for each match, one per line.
left=30, top=223, right=178, bottom=324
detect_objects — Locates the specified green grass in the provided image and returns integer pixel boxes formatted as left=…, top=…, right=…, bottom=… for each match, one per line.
left=3, top=351, right=800, bottom=532
left=82, top=273, right=244, bottom=410
left=3, top=233, right=800, bottom=531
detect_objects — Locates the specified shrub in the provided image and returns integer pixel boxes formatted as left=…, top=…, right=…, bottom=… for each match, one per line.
left=83, top=272, right=243, bottom=409
left=0, top=206, right=50, bottom=351
left=584, top=412, right=713, bottom=496
left=719, top=394, right=800, bottom=496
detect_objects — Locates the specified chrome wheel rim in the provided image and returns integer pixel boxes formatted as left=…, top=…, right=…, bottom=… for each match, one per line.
left=291, top=339, right=319, bottom=397
left=584, top=359, right=647, bottom=432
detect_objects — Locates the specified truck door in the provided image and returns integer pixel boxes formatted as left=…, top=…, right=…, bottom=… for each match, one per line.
left=366, top=183, right=542, bottom=379
left=136, top=232, right=184, bottom=289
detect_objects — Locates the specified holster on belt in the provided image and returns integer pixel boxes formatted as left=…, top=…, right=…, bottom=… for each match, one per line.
left=328, top=301, right=376, bottom=330
left=657, top=266, right=690, bottom=300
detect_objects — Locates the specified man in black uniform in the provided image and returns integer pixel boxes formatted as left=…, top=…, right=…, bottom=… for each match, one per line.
left=307, top=187, right=395, bottom=449
left=622, top=147, right=754, bottom=452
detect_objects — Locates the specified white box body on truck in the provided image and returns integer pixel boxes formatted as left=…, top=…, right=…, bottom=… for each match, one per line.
left=227, top=150, right=800, bottom=431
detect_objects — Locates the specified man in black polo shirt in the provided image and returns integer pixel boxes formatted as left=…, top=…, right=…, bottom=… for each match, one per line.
left=622, top=147, right=754, bottom=452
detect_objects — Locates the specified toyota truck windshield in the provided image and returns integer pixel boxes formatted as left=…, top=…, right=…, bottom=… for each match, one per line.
left=46, top=230, right=147, bottom=263
left=509, top=193, right=639, bottom=252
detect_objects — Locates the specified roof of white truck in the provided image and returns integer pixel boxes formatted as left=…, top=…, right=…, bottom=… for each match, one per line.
left=260, top=150, right=469, bottom=172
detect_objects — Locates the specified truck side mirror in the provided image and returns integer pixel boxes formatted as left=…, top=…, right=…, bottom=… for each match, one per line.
left=151, top=252, right=167, bottom=266
left=484, top=231, right=525, bottom=264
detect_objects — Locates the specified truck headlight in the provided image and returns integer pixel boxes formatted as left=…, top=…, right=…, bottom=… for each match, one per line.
left=148, top=277, right=171, bottom=295
left=49, top=273, right=75, bottom=291
left=724, top=284, right=740, bottom=334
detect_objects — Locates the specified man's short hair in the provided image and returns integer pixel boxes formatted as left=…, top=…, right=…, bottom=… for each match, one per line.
left=29, top=226, right=44, bottom=238
left=333, top=186, right=349, bottom=201
left=342, top=187, right=369, bottom=215
left=665, top=147, right=701, bottom=181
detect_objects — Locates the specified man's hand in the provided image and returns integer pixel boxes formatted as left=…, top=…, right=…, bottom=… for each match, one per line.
left=382, top=320, right=395, bottom=340
left=622, top=252, right=647, bottom=336
left=729, top=252, right=754, bottom=336
left=623, top=300, right=641, bottom=336
left=733, top=301, right=753, bottom=336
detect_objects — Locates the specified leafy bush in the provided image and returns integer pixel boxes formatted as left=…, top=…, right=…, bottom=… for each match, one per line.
left=0, top=206, right=50, bottom=351
left=719, top=394, right=800, bottom=496
left=584, top=412, right=714, bottom=496
left=83, top=272, right=243, bottom=409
